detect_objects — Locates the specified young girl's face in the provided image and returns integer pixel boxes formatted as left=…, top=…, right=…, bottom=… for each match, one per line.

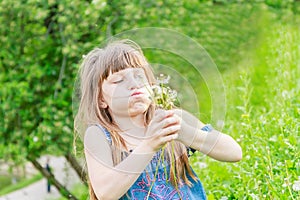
left=101, top=67, right=152, bottom=118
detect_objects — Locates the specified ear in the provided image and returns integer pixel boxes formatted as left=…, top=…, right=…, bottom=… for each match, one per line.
left=99, top=101, right=108, bottom=108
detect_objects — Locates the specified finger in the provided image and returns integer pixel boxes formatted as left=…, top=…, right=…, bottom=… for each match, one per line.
left=162, top=133, right=179, bottom=143
left=161, top=116, right=180, bottom=128
left=160, top=124, right=181, bottom=136
left=173, top=114, right=182, bottom=124
left=164, top=110, right=175, bottom=118
left=153, top=109, right=174, bottom=122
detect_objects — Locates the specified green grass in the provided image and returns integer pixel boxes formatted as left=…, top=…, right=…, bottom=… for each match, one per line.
left=53, top=183, right=88, bottom=200
left=0, top=175, right=14, bottom=191
left=0, top=173, right=43, bottom=196
left=191, top=8, right=300, bottom=200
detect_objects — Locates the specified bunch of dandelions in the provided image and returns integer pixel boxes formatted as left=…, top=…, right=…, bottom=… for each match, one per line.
left=146, top=74, right=181, bottom=199
left=151, top=74, right=179, bottom=110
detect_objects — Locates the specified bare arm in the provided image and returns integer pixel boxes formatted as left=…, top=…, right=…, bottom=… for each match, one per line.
left=85, top=110, right=180, bottom=199
left=84, top=127, right=155, bottom=200
left=174, top=109, right=242, bottom=162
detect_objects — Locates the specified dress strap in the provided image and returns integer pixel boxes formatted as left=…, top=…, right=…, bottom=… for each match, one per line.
left=95, top=124, right=112, bottom=145
left=201, top=124, right=213, bottom=132
left=187, top=124, right=214, bottom=156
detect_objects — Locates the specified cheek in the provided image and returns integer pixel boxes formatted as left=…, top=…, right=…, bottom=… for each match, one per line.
left=102, top=87, right=128, bottom=109
left=102, top=83, right=116, bottom=101
left=101, top=91, right=110, bottom=105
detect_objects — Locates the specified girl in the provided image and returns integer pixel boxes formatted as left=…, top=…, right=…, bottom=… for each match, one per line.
left=75, top=39, right=242, bottom=200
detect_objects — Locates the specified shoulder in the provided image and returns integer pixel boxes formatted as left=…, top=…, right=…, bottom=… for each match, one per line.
left=84, top=125, right=111, bottom=149
left=84, top=125, right=103, bottom=140
left=84, top=125, right=114, bottom=169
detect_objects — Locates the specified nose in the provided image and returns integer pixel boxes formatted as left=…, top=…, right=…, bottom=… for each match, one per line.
left=127, top=75, right=143, bottom=90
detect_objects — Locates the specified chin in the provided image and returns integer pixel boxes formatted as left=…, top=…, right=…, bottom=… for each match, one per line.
left=129, top=104, right=149, bottom=116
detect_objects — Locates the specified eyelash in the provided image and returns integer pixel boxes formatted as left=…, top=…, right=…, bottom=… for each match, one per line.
left=136, top=74, right=144, bottom=79
left=111, top=73, right=145, bottom=84
left=113, top=79, right=123, bottom=84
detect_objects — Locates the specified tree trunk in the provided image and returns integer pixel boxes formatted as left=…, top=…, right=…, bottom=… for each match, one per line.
left=64, top=152, right=88, bottom=186
left=27, top=155, right=78, bottom=200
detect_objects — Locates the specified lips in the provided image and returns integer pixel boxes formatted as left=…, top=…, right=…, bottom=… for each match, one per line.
left=131, top=91, right=143, bottom=96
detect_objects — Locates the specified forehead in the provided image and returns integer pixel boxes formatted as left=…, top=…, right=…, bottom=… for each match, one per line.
left=101, top=48, right=147, bottom=79
left=108, top=67, right=145, bottom=77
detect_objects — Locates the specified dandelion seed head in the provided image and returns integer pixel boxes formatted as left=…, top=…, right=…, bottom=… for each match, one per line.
left=282, top=183, right=288, bottom=187
left=157, top=74, right=170, bottom=84
left=151, top=75, right=178, bottom=110
left=151, top=85, right=162, bottom=95
left=293, top=179, right=300, bottom=191
left=169, top=90, right=177, bottom=99
left=282, top=90, right=290, bottom=99
left=249, top=193, right=259, bottom=200
left=269, top=135, right=277, bottom=142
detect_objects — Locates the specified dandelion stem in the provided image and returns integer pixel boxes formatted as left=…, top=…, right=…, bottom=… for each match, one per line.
left=266, top=149, right=273, bottom=181
left=285, top=160, right=295, bottom=200
left=146, top=147, right=165, bottom=200
left=145, top=74, right=181, bottom=199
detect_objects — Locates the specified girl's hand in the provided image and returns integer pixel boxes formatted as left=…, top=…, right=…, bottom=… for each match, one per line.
left=143, top=109, right=181, bottom=152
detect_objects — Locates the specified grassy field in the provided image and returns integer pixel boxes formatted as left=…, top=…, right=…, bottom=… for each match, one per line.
left=191, top=10, right=299, bottom=200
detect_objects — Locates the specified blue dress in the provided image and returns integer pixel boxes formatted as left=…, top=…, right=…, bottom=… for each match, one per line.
left=96, top=125, right=212, bottom=200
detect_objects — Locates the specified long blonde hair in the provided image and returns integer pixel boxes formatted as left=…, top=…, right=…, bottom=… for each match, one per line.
left=74, top=39, right=197, bottom=199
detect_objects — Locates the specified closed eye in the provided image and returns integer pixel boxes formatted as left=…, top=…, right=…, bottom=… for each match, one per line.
left=136, top=74, right=143, bottom=79
left=112, top=79, right=123, bottom=84
left=135, top=73, right=146, bottom=81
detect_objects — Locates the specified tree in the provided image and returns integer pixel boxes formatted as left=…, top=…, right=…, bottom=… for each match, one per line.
left=0, top=0, right=108, bottom=197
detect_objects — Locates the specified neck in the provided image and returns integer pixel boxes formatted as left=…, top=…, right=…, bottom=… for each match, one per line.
left=113, top=113, right=146, bottom=135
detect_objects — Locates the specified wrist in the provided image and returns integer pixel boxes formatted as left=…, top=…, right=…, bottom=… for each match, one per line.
left=177, top=123, right=195, bottom=146
left=136, top=140, right=157, bottom=155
